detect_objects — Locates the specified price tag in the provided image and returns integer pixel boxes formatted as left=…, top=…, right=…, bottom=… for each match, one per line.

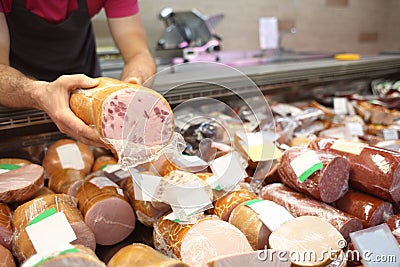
left=89, top=176, right=119, bottom=189
left=102, top=164, right=131, bottom=182
left=56, top=144, right=84, bottom=170
left=172, top=155, right=209, bottom=172
left=131, top=173, right=164, bottom=202
left=331, top=139, right=366, bottom=155
left=210, top=152, right=246, bottom=191
left=333, top=97, right=348, bottom=115
left=290, top=150, right=323, bottom=182
left=236, top=131, right=281, bottom=162
left=346, top=122, right=364, bottom=136
left=383, top=129, right=399, bottom=141
left=26, top=208, right=77, bottom=255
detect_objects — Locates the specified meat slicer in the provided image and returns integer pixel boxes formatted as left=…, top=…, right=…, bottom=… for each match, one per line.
left=156, top=8, right=224, bottom=63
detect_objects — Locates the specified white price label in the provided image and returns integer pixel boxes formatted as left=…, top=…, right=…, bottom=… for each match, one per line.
left=89, top=177, right=119, bottom=189
left=333, top=97, right=348, bottom=115
left=210, top=152, right=246, bottom=191
left=383, top=129, right=399, bottom=141
left=346, top=122, right=364, bottom=136
left=56, top=144, right=85, bottom=170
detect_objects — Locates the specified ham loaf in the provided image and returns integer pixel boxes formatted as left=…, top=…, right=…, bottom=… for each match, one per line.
left=48, top=168, right=86, bottom=196
left=42, top=139, right=94, bottom=177
left=107, top=243, right=189, bottom=267
left=260, top=183, right=362, bottom=239
left=76, top=176, right=136, bottom=245
left=309, top=137, right=400, bottom=202
left=12, top=194, right=96, bottom=263
left=0, top=163, right=44, bottom=203
left=212, top=189, right=257, bottom=221
left=277, top=147, right=350, bottom=203
left=69, top=77, right=174, bottom=154
left=91, top=155, right=118, bottom=172
left=0, top=203, right=13, bottom=250
left=0, top=244, right=16, bottom=267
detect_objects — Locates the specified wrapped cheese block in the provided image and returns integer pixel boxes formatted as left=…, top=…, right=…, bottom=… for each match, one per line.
left=107, top=243, right=189, bottom=267
left=91, top=155, right=118, bottom=172
left=69, top=77, right=175, bottom=165
left=0, top=163, right=44, bottom=203
left=0, top=244, right=16, bottom=267
left=0, top=203, right=13, bottom=250
left=42, top=139, right=94, bottom=177
left=309, top=137, right=400, bottom=202
left=124, top=175, right=170, bottom=227
left=212, top=189, right=257, bottom=221
left=13, top=194, right=96, bottom=263
left=48, top=169, right=86, bottom=196
left=269, top=216, right=344, bottom=267
left=76, top=176, right=136, bottom=245
left=260, top=183, right=363, bottom=239
left=23, top=245, right=105, bottom=267
left=335, top=189, right=393, bottom=228
left=277, top=147, right=350, bottom=203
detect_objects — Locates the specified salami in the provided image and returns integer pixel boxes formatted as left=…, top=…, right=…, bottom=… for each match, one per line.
left=0, top=203, right=13, bottom=250
left=212, top=189, right=257, bottom=221
left=309, top=137, right=400, bottom=202
left=48, top=168, right=86, bottom=196
left=260, top=183, right=363, bottom=238
left=277, top=147, right=350, bottom=203
left=334, top=189, right=393, bottom=228
left=76, top=176, right=136, bottom=246
left=12, top=194, right=96, bottom=263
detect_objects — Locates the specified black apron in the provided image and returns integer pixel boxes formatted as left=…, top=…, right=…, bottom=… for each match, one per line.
left=6, top=0, right=101, bottom=81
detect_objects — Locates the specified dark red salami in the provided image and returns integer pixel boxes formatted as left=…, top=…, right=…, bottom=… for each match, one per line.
left=335, top=189, right=393, bottom=228
left=277, top=147, right=350, bottom=203
left=259, top=183, right=363, bottom=239
left=309, top=137, right=400, bottom=202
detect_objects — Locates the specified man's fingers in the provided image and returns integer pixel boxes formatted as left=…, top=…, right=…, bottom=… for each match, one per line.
left=56, top=74, right=99, bottom=92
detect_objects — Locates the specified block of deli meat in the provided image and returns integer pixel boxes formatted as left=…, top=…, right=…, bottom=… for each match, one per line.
left=205, top=250, right=291, bottom=267
left=48, top=168, right=86, bottom=197
left=23, top=245, right=105, bottom=267
left=0, top=203, right=13, bottom=250
left=13, top=194, right=96, bottom=263
left=277, top=147, right=350, bottom=203
left=269, top=216, right=344, bottom=267
left=0, top=163, right=44, bottom=203
left=309, top=137, right=400, bottom=202
left=42, top=139, right=94, bottom=177
left=260, top=183, right=363, bottom=239
left=91, top=155, right=118, bottom=172
left=124, top=175, right=170, bottom=227
left=76, top=176, right=136, bottom=246
left=179, top=217, right=253, bottom=267
left=212, top=189, right=257, bottom=221
left=107, top=243, right=189, bottom=267
left=335, top=189, right=393, bottom=228
left=0, top=244, right=16, bottom=267
left=69, top=77, right=174, bottom=158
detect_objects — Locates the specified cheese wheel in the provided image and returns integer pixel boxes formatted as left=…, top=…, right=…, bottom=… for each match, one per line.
left=212, top=189, right=257, bottom=221
left=0, top=203, right=13, bottom=250
left=0, top=163, right=44, bottom=203
left=107, top=243, right=189, bottom=267
left=42, top=139, right=94, bottom=177
left=48, top=168, right=86, bottom=196
left=76, top=177, right=136, bottom=245
left=0, top=244, right=16, bottom=267
left=70, top=77, right=174, bottom=151
left=91, top=155, right=118, bottom=172
left=13, top=194, right=96, bottom=263
left=269, top=216, right=344, bottom=267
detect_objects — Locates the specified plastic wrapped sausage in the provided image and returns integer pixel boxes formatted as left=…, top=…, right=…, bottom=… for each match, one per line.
left=309, top=137, right=400, bottom=202
left=48, top=169, right=86, bottom=197
left=212, top=189, right=257, bottom=221
left=260, top=183, right=362, bottom=239
left=0, top=203, right=13, bottom=250
left=277, top=147, right=350, bottom=203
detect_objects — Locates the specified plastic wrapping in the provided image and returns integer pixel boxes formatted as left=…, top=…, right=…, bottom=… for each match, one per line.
left=269, top=216, right=344, bottom=267
left=309, top=137, right=400, bottom=202
left=48, top=169, right=86, bottom=197
left=260, top=183, right=363, bottom=239
left=0, top=163, right=44, bottom=204
left=0, top=203, right=13, bottom=250
left=107, top=243, right=189, bottom=267
left=277, top=147, right=350, bottom=203
left=91, top=155, right=118, bottom=172
left=12, top=194, right=96, bottom=264
left=75, top=176, right=136, bottom=246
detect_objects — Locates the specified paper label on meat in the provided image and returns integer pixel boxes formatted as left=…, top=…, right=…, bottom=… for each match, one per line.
left=383, top=129, right=399, bottom=141
left=210, top=151, right=247, bottom=190
left=331, top=139, right=366, bottom=155
left=56, top=144, right=85, bottom=170
left=131, top=173, right=165, bottom=202
left=89, top=176, right=119, bottom=189
left=289, top=150, right=323, bottom=182
left=334, top=97, right=348, bottom=115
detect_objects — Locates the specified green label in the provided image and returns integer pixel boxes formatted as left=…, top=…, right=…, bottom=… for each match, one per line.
left=244, top=199, right=263, bottom=206
left=298, top=162, right=324, bottom=183
left=0, top=163, right=21, bottom=170
left=214, top=185, right=222, bottom=191
left=28, top=208, right=58, bottom=226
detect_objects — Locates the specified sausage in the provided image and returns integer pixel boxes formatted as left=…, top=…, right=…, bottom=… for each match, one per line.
left=277, top=147, right=350, bottom=203
left=12, top=194, right=96, bottom=263
left=76, top=176, right=136, bottom=246
left=0, top=163, right=44, bottom=203
left=69, top=77, right=175, bottom=151
left=308, top=137, right=400, bottom=202
left=228, top=202, right=270, bottom=250
left=91, top=155, right=118, bottom=172
left=48, top=168, right=86, bottom=196
left=0, top=203, right=13, bottom=250
left=107, top=243, right=189, bottom=267
left=334, top=189, right=393, bottom=228
left=42, top=139, right=94, bottom=177
left=260, top=183, right=363, bottom=239
left=212, top=189, right=257, bottom=221
left=0, top=244, right=16, bottom=267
